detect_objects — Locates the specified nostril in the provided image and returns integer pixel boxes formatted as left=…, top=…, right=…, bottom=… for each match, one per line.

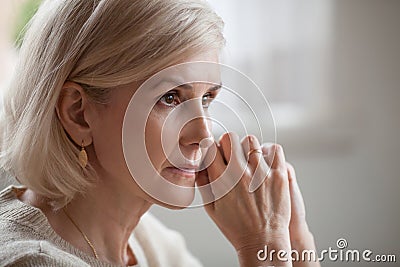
left=199, top=136, right=214, bottom=149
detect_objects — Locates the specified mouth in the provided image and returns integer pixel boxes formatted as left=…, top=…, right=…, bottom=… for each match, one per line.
left=162, top=165, right=199, bottom=179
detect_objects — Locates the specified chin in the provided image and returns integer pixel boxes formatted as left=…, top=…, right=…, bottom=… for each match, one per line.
left=142, top=168, right=196, bottom=210
left=152, top=187, right=195, bottom=210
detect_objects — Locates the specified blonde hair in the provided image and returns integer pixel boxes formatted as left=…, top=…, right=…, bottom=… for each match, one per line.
left=0, top=0, right=224, bottom=208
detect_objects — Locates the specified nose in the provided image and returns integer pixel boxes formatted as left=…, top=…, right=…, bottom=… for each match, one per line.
left=199, top=135, right=214, bottom=149
left=180, top=115, right=213, bottom=149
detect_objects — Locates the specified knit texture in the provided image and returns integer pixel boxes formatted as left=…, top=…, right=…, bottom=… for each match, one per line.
left=0, top=185, right=202, bottom=267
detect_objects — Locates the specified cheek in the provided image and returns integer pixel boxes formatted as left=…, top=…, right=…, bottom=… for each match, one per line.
left=207, top=116, right=213, bottom=131
left=91, top=107, right=127, bottom=174
left=145, top=111, right=166, bottom=169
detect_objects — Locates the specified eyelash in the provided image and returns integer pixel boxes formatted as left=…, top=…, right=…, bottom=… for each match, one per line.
left=158, top=91, right=216, bottom=109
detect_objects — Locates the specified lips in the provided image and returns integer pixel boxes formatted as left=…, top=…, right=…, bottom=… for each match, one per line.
left=179, top=164, right=199, bottom=171
left=163, top=164, right=199, bottom=179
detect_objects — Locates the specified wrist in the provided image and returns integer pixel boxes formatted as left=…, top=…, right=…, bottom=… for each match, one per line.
left=236, top=230, right=292, bottom=267
left=290, top=224, right=316, bottom=250
left=234, top=228, right=290, bottom=251
left=290, top=231, right=320, bottom=266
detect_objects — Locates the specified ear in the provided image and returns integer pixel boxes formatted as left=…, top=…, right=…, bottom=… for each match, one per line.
left=56, top=81, right=93, bottom=146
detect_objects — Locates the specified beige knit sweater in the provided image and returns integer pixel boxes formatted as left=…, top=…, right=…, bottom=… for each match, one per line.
left=0, top=186, right=203, bottom=267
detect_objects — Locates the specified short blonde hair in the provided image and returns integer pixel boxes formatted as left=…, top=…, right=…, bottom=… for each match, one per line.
left=0, top=0, right=224, bottom=208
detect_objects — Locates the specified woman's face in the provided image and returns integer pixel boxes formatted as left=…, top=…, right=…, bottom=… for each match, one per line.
left=88, top=51, right=221, bottom=207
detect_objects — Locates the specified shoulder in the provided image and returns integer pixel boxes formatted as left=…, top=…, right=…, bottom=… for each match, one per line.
left=0, top=186, right=87, bottom=266
left=0, top=186, right=47, bottom=245
left=0, top=240, right=88, bottom=267
left=134, top=212, right=203, bottom=267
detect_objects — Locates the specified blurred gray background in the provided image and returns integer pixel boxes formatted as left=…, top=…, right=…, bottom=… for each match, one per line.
left=1, top=0, right=399, bottom=266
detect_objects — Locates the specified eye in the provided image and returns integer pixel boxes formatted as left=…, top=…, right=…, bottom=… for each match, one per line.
left=159, top=91, right=180, bottom=107
left=202, top=93, right=214, bottom=108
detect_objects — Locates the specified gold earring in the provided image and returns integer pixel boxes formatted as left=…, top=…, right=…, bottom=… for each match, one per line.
left=78, top=140, right=88, bottom=168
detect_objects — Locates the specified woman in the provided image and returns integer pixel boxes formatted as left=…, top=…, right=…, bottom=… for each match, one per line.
left=0, top=0, right=319, bottom=266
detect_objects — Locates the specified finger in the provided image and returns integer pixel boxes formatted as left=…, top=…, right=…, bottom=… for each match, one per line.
left=218, top=132, right=246, bottom=164
left=241, top=135, right=262, bottom=169
left=287, top=162, right=297, bottom=183
left=287, top=162, right=306, bottom=223
left=216, top=141, right=228, bottom=165
left=241, top=135, right=269, bottom=193
left=202, top=142, right=226, bottom=182
left=261, top=143, right=286, bottom=170
left=216, top=132, right=248, bottom=194
left=195, top=169, right=215, bottom=212
left=218, top=133, right=232, bottom=163
left=196, top=169, right=209, bottom=187
left=196, top=143, right=227, bottom=209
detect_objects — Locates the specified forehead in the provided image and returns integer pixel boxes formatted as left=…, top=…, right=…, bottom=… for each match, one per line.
left=145, top=61, right=222, bottom=93
left=111, top=51, right=222, bottom=100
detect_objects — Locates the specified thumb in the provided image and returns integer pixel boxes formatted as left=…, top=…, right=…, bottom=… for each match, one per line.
left=195, top=169, right=215, bottom=212
left=195, top=142, right=226, bottom=210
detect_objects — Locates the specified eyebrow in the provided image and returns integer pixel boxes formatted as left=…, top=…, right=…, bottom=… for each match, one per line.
left=177, top=82, right=223, bottom=91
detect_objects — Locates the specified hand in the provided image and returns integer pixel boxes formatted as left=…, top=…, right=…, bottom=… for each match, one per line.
left=287, top=162, right=320, bottom=267
left=196, top=133, right=292, bottom=267
left=262, top=144, right=320, bottom=267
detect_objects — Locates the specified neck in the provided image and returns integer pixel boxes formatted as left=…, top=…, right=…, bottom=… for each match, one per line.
left=21, top=175, right=152, bottom=266
left=68, top=177, right=152, bottom=265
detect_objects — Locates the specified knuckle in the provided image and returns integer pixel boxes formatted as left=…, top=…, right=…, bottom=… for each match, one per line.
left=219, top=132, right=236, bottom=146
left=261, top=145, right=268, bottom=155
left=261, top=142, right=273, bottom=153
left=269, top=169, right=288, bottom=185
left=218, top=132, right=229, bottom=144
left=248, top=135, right=259, bottom=144
left=272, top=143, right=283, bottom=153
left=242, top=166, right=252, bottom=178
left=275, top=169, right=288, bottom=180
left=286, top=162, right=295, bottom=173
left=241, top=135, right=254, bottom=146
